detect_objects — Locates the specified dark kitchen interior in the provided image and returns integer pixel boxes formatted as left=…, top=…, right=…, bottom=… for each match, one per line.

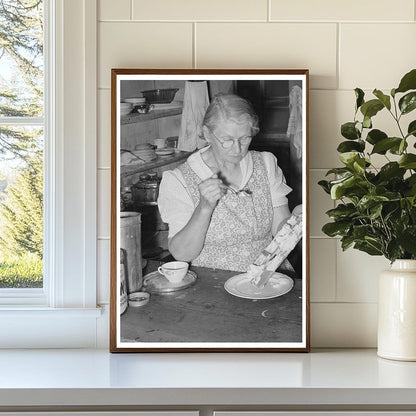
left=120, top=80, right=302, bottom=267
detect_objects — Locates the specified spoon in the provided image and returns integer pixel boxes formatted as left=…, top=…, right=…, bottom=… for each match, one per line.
left=223, top=185, right=252, bottom=197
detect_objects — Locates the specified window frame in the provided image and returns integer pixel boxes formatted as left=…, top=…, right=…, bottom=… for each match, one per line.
left=0, top=0, right=100, bottom=347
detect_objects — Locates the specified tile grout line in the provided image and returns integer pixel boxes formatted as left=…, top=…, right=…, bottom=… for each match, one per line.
left=336, top=22, right=340, bottom=90
left=98, top=19, right=415, bottom=24
left=130, top=0, right=133, bottom=20
left=193, top=22, right=197, bottom=68
left=268, top=0, right=271, bottom=22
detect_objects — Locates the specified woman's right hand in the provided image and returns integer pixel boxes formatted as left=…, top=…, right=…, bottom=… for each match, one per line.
left=198, top=175, right=226, bottom=212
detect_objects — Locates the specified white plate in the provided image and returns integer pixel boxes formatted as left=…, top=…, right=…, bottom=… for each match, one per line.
left=124, top=97, right=145, bottom=104
left=224, top=272, right=294, bottom=299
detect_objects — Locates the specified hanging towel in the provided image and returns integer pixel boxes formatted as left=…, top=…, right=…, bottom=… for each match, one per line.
left=178, top=81, right=210, bottom=152
left=209, top=80, right=235, bottom=97
left=287, top=85, right=303, bottom=159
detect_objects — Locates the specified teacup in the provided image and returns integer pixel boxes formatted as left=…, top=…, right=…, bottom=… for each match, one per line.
left=158, top=261, right=189, bottom=284
left=154, top=138, right=166, bottom=149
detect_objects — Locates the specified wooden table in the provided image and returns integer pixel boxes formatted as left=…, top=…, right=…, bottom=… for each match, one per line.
left=120, top=262, right=303, bottom=343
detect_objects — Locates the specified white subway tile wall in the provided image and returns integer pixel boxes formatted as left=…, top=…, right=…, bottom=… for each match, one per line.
left=97, top=0, right=416, bottom=347
left=311, top=303, right=378, bottom=347
left=98, top=89, right=111, bottom=168
left=336, top=246, right=390, bottom=303
left=99, top=0, right=131, bottom=21
left=270, top=0, right=414, bottom=22
left=132, top=0, right=268, bottom=21
left=310, top=239, right=336, bottom=302
left=340, top=24, right=416, bottom=90
left=98, top=22, right=193, bottom=88
left=97, top=168, right=111, bottom=239
left=196, top=23, right=338, bottom=89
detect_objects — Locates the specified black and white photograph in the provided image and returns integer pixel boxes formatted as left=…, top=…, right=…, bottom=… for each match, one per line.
left=110, top=69, right=309, bottom=352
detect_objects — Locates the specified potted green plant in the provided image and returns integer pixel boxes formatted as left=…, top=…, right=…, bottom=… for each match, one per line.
left=319, top=68, right=416, bottom=361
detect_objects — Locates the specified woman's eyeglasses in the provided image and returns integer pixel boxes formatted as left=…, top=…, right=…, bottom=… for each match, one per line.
left=209, top=129, right=252, bottom=149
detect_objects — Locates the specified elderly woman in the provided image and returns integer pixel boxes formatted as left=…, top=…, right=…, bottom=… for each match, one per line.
left=158, top=94, right=293, bottom=272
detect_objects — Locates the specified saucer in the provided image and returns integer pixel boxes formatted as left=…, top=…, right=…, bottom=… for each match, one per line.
left=224, top=272, right=293, bottom=299
left=155, top=148, right=175, bottom=157
left=143, top=270, right=197, bottom=293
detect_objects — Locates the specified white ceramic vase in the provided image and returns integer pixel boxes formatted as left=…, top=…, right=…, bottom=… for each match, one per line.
left=378, top=259, right=416, bottom=361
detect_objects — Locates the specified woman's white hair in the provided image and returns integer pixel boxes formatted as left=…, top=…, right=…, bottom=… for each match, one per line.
left=202, top=93, right=260, bottom=137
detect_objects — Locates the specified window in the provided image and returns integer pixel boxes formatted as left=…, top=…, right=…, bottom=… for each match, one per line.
left=0, top=0, right=45, bottom=296
left=0, top=0, right=100, bottom=348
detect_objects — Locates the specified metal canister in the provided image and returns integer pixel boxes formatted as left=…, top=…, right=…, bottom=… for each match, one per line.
left=120, top=212, right=143, bottom=294
left=131, top=172, right=161, bottom=206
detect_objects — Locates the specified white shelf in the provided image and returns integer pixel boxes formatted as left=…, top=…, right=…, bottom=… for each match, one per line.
left=0, top=349, right=416, bottom=409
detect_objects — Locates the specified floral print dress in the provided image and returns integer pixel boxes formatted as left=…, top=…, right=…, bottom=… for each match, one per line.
left=178, top=151, right=274, bottom=272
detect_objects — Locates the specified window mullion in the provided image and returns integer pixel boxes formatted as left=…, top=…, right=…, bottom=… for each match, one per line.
left=0, top=117, right=44, bottom=126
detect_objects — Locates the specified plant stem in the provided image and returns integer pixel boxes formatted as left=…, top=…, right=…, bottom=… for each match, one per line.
left=390, top=97, right=406, bottom=139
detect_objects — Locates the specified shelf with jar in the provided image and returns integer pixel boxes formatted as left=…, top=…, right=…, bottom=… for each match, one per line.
left=120, top=149, right=191, bottom=186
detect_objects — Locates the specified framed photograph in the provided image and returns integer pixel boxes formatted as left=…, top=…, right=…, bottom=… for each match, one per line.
left=110, top=69, right=309, bottom=352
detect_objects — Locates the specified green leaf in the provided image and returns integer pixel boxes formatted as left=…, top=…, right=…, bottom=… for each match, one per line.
left=386, top=240, right=403, bottom=263
left=384, top=203, right=400, bottom=222
left=339, top=152, right=356, bottom=166
left=322, top=221, right=351, bottom=237
left=325, top=167, right=352, bottom=176
left=360, top=99, right=384, bottom=119
left=339, top=152, right=360, bottom=166
left=371, top=137, right=402, bottom=154
left=341, top=235, right=355, bottom=251
left=330, top=176, right=355, bottom=199
left=407, top=120, right=416, bottom=137
left=353, top=158, right=366, bottom=174
left=341, top=122, right=361, bottom=140
left=399, top=92, right=416, bottom=115
left=369, top=203, right=383, bottom=220
left=357, top=195, right=389, bottom=212
left=354, top=241, right=383, bottom=256
left=330, top=175, right=367, bottom=200
left=405, top=175, right=416, bottom=197
left=353, top=224, right=374, bottom=240
left=406, top=174, right=416, bottom=187
left=373, top=89, right=391, bottom=110
left=366, top=129, right=388, bottom=145
left=399, top=139, right=407, bottom=154
left=398, top=227, right=416, bottom=255
left=377, top=162, right=406, bottom=181
left=389, top=139, right=408, bottom=155
left=326, top=203, right=357, bottom=220
left=318, top=180, right=331, bottom=194
left=362, top=115, right=372, bottom=129
left=337, top=140, right=365, bottom=153
left=399, top=154, right=416, bottom=169
left=395, top=69, right=416, bottom=94
left=355, top=88, right=365, bottom=110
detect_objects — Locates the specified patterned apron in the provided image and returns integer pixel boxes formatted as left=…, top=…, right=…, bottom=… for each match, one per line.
left=178, top=151, right=273, bottom=271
